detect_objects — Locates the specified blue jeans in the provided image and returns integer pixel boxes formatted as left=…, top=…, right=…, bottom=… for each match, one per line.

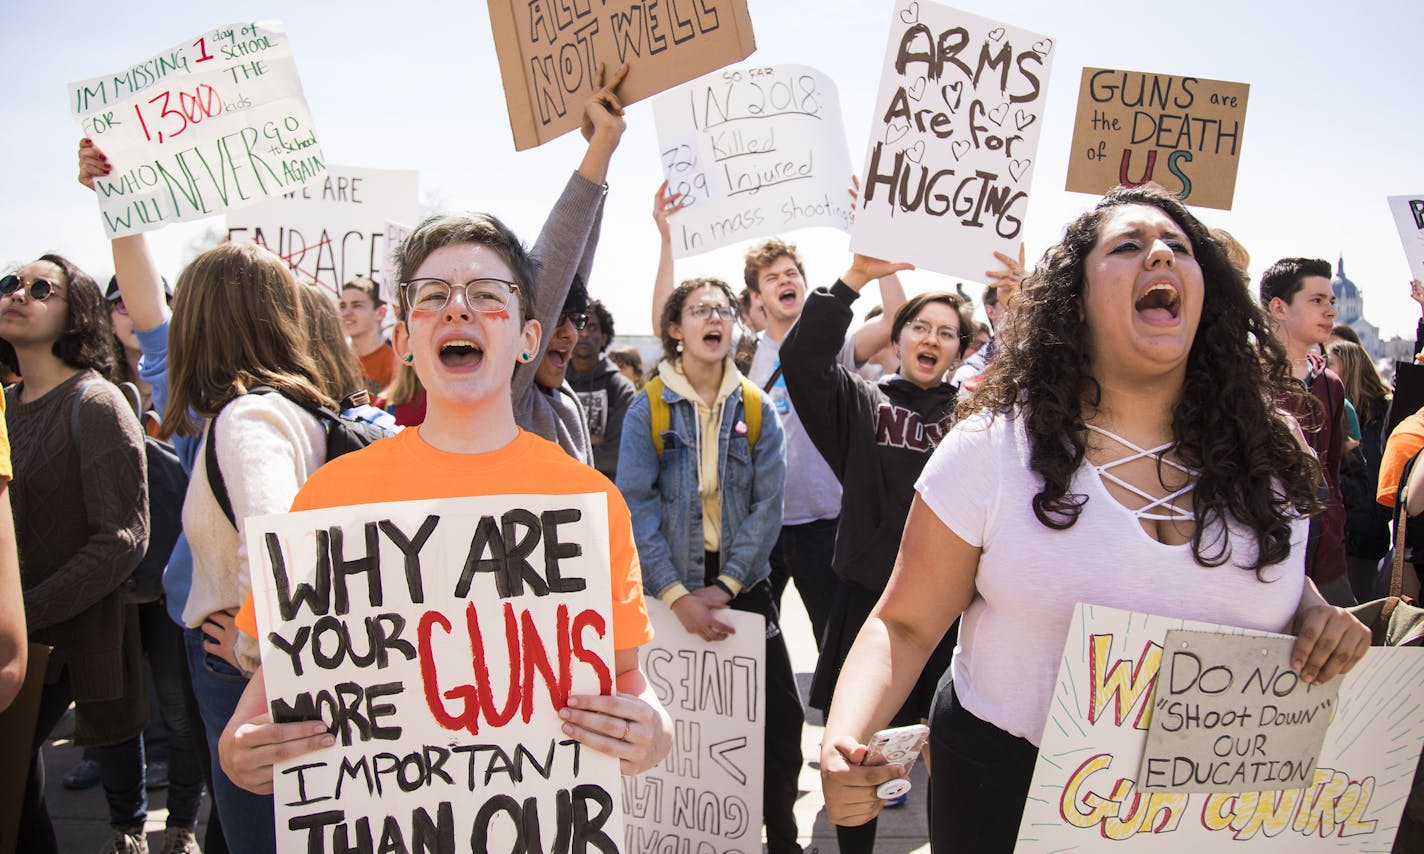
left=184, top=627, right=276, bottom=854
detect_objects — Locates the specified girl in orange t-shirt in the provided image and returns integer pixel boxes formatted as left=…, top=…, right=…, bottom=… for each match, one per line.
left=217, top=66, right=673, bottom=795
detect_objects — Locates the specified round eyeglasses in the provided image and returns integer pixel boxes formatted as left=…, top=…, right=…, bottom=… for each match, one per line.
left=0, top=274, right=62, bottom=302
left=401, top=278, right=520, bottom=314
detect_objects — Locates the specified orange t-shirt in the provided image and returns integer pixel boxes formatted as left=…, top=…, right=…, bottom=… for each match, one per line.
left=1379, top=411, right=1424, bottom=507
left=235, top=428, right=652, bottom=650
left=357, top=343, right=396, bottom=396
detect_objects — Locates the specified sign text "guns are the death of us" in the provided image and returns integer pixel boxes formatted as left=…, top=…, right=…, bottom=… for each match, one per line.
left=1066, top=68, right=1249, bottom=211
left=68, top=22, right=327, bottom=238
left=248, top=494, right=623, bottom=853
left=851, top=2, right=1055, bottom=282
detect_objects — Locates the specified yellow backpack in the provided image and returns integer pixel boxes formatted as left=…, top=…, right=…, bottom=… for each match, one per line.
left=644, top=375, right=763, bottom=459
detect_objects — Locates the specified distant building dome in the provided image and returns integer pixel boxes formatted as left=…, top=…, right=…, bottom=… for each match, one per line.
left=1333, top=256, right=1362, bottom=325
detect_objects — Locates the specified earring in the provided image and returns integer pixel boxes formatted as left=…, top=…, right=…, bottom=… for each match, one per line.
left=520, top=352, right=531, bottom=362
left=402, top=353, right=414, bottom=364
left=676, top=342, right=684, bottom=353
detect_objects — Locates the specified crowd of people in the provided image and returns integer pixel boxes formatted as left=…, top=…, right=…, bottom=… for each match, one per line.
left=1, top=64, right=1418, bottom=854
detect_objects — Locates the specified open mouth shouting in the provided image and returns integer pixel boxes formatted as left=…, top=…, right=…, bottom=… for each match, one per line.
left=776, top=284, right=799, bottom=310
left=543, top=345, right=570, bottom=372
left=914, top=350, right=940, bottom=372
left=1134, top=281, right=1181, bottom=325
left=439, top=338, right=484, bottom=370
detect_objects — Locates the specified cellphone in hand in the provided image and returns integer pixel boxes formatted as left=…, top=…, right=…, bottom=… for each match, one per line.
left=862, top=723, right=928, bottom=800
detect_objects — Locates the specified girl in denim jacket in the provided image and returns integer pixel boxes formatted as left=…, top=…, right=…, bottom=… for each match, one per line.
left=616, top=277, right=807, bottom=853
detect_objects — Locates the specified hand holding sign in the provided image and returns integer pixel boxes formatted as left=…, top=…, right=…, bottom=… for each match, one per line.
left=219, top=668, right=335, bottom=796
left=582, top=62, right=629, bottom=144
left=560, top=686, right=672, bottom=776
left=1289, top=602, right=1369, bottom=685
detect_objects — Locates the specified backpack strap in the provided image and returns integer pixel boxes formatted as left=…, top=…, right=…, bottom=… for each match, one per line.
left=205, top=387, right=280, bottom=529
left=646, top=376, right=669, bottom=460
left=739, top=376, right=761, bottom=450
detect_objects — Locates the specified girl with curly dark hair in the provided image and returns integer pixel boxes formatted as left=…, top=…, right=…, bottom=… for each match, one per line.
left=820, top=186, right=1371, bottom=853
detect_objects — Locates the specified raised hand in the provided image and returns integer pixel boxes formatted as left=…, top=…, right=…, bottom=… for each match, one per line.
left=653, top=180, right=688, bottom=243
left=582, top=62, right=629, bottom=143
left=77, top=138, right=111, bottom=191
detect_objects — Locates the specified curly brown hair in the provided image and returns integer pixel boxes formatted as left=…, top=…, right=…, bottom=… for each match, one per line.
left=965, top=185, right=1321, bottom=571
left=659, top=278, right=738, bottom=365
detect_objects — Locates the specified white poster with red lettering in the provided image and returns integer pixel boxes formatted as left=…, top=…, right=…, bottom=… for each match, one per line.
left=247, top=493, right=623, bottom=852
left=1016, top=604, right=1424, bottom=851
left=68, top=21, right=326, bottom=237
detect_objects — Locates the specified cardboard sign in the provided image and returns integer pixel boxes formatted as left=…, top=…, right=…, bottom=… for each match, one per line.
left=1016, top=604, right=1424, bottom=850
left=1138, top=632, right=1337, bottom=794
left=1388, top=195, right=1424, bottom=280
left=487, top=0, right=756, bottom=150
left=226, top=165, right=419, bottom=295
left=850, top=2, right=1056, bottom=281
left=653, top=64, right=853, bottom=258
left=248, top=494, right=624, bottom=852
left=1065, top=68, right=1249, bottom=211
left=622, top=601, right=764, bottom=853
left=69, top=22, right=327, bottom=237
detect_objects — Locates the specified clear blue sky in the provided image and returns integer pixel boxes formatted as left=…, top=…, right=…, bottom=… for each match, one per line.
left=4, top=0, right=1421, bottom=337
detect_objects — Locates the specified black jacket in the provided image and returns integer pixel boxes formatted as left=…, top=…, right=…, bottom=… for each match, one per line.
left=567, top=354, right=637, bottom=480
left=781, top=281, right=957, bottom=590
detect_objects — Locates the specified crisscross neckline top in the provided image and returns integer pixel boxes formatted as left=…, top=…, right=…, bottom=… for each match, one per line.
left=1085, top=423, right=1198, bottom=522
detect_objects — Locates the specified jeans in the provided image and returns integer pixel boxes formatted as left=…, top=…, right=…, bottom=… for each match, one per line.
left=140, top=601, right=204, bottom=827
left=18, top=681, right=146, bottom=852
left=184, top=627, right=276, bottom=854
left=768, top=517, right=840, bottom=652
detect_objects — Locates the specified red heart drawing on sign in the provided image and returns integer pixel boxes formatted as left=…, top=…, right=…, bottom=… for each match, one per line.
left=1008, top=159, right=1031, bottom=182
left=988, top=103, right=1009, bottom=126
left=886, top=119, right=912, bottom=146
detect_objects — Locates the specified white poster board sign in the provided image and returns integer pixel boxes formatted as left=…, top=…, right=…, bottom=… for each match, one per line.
left=654, top=63, right=853, bottom=258
left=1016, top=604, right=1424, bottom=851
left=851, top=2, right=1055, bottom=280
left=248, top=494, right=624, bottom=852
left=1388, top=195, right=1424, bottom=281
left=226, top=166, right=419, bottom=295
left=380, top=220, right=415, bottom=305
left=69, top=22, right=327, bottom=238
left=622, top=600, right=765, bottom=853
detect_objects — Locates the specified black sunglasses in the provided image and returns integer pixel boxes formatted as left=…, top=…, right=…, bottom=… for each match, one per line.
left=559, top=311, right=588, bottom=331
left=0, top=274, right=61, bottom=302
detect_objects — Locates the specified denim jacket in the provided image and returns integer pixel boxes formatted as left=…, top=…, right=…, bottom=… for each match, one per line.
left=616, top=374, right=785, bottom=599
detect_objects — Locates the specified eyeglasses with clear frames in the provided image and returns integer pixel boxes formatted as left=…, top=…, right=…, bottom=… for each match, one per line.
left=685, top=303, right=736, bottom=322
left=905, top=320, right=959, bottom=346
left=401, top=278, right=520, bottom=314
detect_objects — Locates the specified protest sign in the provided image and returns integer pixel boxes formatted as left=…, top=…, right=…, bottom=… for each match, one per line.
left=1388, top=195, right=1424, bottom=280
left=380, top=220, right=415, bottom=305
left=69, top=22, right=327, bottom=238
left=226, top=165, right=418, bottom=295
left=1016, top=604, right=1424, bottom=851
left=248, top=493, right=624, bottom=852
left=487, top=0, right=756, bottom=150
left=1065, top=68, right=1249, bottom=211
left=1138, top=632, right=1337, bottom=793
left=850, top=2, right=1056, bottom=281
left=653, top=64, right=853, bottom=258
left=622, top=601, right=764, bottom=853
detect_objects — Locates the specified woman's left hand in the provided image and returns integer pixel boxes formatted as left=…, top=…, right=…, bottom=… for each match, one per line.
left=561, top=692, right=672, bottom=775
left=1290, top=604, right=1370, bottom=684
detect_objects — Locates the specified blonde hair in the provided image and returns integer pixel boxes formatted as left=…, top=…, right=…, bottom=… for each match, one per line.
left=299, top=284, right=366, bottom=405
left=160, top=243, right=333, bottom=438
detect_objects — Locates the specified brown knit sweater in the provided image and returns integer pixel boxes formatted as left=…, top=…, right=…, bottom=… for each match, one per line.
left=7, top=369, right=148, bottom=702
